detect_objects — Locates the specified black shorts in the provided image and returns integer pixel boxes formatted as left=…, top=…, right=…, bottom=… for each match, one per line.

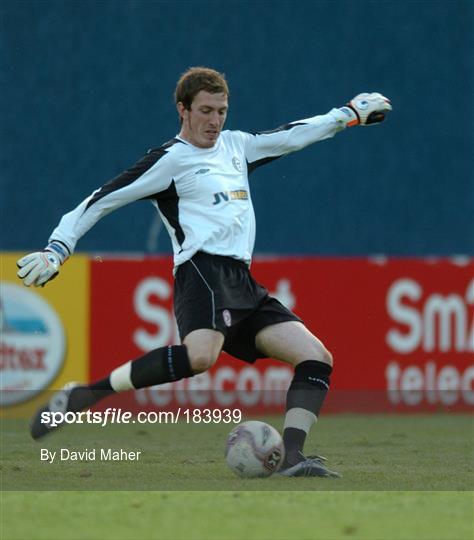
left=174, top=251, right=302, bottom=363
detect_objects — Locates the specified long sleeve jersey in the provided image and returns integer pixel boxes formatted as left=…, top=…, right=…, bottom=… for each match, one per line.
left=49, top=108, right=351, bottom=269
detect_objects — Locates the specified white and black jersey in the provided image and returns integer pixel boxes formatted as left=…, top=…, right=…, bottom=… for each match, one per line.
left=49, top=108, right=350, bottom=268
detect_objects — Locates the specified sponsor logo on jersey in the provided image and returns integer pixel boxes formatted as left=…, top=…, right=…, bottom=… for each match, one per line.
left=0, top=282, right=66, bottom=406
left=232, top=157, right=243, bottom=172
left=212, top=190, right=249, bottom=205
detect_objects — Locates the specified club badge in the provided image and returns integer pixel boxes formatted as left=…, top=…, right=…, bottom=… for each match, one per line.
left=232, top=157, right=243, bottom=173
left=223, top=309, right=232, bottom=327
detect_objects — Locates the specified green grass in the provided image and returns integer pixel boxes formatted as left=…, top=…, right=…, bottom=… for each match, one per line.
left=2, top=491, right=473, bottom=540
left=1, top=414, right=473, bottom=539
left=2, top=414, right=472, bottom=491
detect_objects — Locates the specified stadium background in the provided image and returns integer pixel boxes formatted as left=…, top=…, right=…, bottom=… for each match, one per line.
left=2, top=0, right=472, bottom=256
left=1, top=2, right=473, bottom=539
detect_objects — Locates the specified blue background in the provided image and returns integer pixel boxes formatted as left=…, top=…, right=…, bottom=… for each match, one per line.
left=2, top=0, right=472, bottom=255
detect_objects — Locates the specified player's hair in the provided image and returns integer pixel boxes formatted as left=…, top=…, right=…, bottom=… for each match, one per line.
left=175, top=67, right=229, bottom=111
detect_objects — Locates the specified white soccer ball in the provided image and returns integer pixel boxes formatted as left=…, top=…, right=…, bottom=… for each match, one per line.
left=225, top=421, right=285, bottom=478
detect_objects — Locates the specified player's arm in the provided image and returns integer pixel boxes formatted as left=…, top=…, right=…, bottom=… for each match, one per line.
left=17, top=148, right=174, bottom=287
left=242, top=92, right=392, bottom=169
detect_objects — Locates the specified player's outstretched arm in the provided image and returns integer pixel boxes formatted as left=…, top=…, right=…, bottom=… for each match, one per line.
left=16, top=146, right=176, bottom=287
left=17, top=241, right=69, bottom=287
left=243, top=92, right=392, bottom=167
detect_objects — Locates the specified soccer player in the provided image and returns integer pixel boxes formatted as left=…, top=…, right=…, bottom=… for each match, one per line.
left=17, top=67, right=391, bottom=477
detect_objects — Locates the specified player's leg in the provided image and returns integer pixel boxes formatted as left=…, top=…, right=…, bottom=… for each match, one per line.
left=30, top=329, right=224, bottom=439
left=255, top=320, right=339, bottom=477
left=82, top=328, right=223, bottom=400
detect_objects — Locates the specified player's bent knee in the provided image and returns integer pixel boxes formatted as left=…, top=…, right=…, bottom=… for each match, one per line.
left=303, top=340, right=333, bottom=367
left=183, top=329, right=224, bottom=374
left=189, top=354, right=217, bottom=374
left=320, top=346, right=333, bottom=367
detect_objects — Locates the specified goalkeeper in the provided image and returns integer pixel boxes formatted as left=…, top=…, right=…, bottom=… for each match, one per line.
left=17, top=67, right=391, bottom=478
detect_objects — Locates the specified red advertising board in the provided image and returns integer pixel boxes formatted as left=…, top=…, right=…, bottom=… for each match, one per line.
left=90, top=256, right=474, bottom=413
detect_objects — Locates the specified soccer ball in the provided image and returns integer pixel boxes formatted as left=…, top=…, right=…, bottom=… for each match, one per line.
left=225, top=420, right=285, bottom=478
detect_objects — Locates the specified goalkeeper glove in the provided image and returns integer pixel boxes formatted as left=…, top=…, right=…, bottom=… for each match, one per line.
left=17, top=241, right=69, bottom=287
left=341, top=92, right=392, bottom=126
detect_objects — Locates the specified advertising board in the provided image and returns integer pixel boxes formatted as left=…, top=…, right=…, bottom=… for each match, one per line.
left=1, top=254, right=89, bottom=417
left=89, top=256, right=474, bottom=413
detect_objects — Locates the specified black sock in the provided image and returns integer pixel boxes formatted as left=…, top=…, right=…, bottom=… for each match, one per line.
left=68, top=345, right=193, bottom=411
left=128, top=345, right=192, bottom=388
left=283, top=360, right=332, bottom=466
left=282, top=428, right=306, bottom=463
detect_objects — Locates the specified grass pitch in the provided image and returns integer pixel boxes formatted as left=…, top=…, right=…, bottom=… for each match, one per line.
left=2, top=491, right=472, bottom=540
left=1, top=414, right=473, bottom=539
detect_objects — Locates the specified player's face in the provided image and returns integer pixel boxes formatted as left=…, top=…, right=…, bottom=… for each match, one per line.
left=178, top=91, right=228, bottom=148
